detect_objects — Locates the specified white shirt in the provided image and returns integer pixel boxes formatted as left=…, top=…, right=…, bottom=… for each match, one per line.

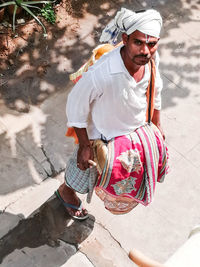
left=66, top=45, right=163, bottom=140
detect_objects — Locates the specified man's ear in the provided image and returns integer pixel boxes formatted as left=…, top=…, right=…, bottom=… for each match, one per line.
left=122, top=33, right=128, bottom=45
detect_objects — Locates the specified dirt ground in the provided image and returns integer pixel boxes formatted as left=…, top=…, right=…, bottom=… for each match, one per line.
left=0, top=0, right=123, bottom=113
left=0, top=0, right=80, bottom=112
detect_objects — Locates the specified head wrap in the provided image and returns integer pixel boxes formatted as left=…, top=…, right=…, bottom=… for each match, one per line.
left=100, top=8, right=162, bottom=44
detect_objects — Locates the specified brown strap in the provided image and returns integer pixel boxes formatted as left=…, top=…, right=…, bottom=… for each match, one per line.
left=148, top=60, right=153, bottom=123
left=146, top=59, right=156, bottom=123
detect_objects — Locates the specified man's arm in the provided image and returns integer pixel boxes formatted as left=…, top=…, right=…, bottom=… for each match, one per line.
left=66, top=72, right=100, bottom=170
left=74, top=127, right=94, bottom=170
left=152, top=109, right=165, bottom=140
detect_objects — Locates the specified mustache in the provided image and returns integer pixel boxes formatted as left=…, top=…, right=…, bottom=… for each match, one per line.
left=135, top=54, right=150, bottom=58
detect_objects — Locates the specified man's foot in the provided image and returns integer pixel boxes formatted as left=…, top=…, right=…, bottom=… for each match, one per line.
left=56, top=184, right=88, bottom=220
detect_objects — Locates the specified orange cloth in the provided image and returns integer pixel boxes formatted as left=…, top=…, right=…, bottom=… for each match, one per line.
left=65, top=127, right=79, bottom=144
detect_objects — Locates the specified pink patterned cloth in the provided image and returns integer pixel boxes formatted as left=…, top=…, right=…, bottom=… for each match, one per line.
left=95, top=123, right=168, bottom=214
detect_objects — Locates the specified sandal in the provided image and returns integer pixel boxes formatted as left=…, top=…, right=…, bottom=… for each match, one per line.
left=54, top=190, right=89, bottom=221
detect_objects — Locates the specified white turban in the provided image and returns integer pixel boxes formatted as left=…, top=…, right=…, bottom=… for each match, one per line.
left=100, top=8, right=162, bottom=44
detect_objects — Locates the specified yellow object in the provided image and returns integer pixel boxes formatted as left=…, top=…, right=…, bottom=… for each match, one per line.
left=94, top=43, right=114, bottom=60
left=69, top=43, right=114, bottom=83
left=129, top=250, right=167, bottom=267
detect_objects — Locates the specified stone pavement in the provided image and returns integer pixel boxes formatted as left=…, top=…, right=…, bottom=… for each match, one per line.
left=1, top=0, right=200, bottom=266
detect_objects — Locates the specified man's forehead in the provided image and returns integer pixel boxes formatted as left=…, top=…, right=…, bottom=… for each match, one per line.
left=129, top=30, right=159, bottom=41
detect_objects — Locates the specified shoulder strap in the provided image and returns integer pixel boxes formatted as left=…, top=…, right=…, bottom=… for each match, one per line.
left=146, top=59, right=156, bottom=124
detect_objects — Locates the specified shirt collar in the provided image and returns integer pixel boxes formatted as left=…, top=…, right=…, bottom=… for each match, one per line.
left=109, top=44, right=126, bottom=74
left=108, top=45, right=150, bottom=80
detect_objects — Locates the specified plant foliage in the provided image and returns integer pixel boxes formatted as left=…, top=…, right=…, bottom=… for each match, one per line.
left=41, top=3, right=56, bottom=24
left=0, top=0, right=56, bottom=36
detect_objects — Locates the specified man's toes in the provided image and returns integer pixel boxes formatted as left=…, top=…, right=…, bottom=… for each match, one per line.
left=74, top=210, right=82, bottom=217
left=74, top=209, right=88, bottom=217
left=65, top=206, right=88, bottom=218
left=82, top=208, right=88, bottom=216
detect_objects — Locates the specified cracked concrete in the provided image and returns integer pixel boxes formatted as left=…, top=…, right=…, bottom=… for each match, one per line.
left=0, top=85, right=73, bottom=266
left=1, top=195, right=135, bottom=266
left=1, top=0, right=200, bottom=266
left=0, top=87, right=72, bottom=240
left=95, top=221, right=124, bottom=252
left=62, top=252, right=94, bottom=267
left=2, top=242, right=77, bottom=267
left=0, top=196, right=75, bottom=263
left=79, top=222, right=135, bottom=267
left=40, top=145, right=59, bottom=177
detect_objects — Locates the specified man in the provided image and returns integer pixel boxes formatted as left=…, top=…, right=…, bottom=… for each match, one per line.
left=55, top=8, right=168, bottom=219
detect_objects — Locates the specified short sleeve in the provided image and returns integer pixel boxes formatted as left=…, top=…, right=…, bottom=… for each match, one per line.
left=66, top=70, right=100, bottom=128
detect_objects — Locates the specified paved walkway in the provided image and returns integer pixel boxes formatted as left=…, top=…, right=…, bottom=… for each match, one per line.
left=1, top=0, right=200, bottom=266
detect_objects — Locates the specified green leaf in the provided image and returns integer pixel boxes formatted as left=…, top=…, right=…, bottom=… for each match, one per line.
left=0, top=2, right=15, bottom=8
left=22, top=3, right=41, bottom=10
left=23, top=1, right=53, bottom=4
left=40, top=3, right=56, bottom=24
left=16, top=0, right=22, bottom=7
left=12, top=4, right=18, bottom=33
left=22, top=4, right=47, bottom=34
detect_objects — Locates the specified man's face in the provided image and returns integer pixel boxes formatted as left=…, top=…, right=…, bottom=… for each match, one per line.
left=122, top=30, right=159, bottom=65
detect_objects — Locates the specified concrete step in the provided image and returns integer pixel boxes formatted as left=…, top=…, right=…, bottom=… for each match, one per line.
left=0, top=176, right=61, bottom=264
left=0, top=176, right=61, bottom=240
left=1, top=189, right=136, bottom=267
left=1, top=242, right=77, bottom=267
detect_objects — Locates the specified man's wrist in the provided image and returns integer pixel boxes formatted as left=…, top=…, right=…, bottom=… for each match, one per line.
left=79, top=143, right=91, bottom=148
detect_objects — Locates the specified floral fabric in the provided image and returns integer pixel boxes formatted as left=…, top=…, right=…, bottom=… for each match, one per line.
left=95, top=123, right=168, bottom=214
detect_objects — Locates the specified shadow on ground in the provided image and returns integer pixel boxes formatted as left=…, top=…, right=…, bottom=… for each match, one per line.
left=0, top=0, right=200, bottom=222
left=0, top=196, right=95, bottom=264
left=0, top=0, right=199, bottom=112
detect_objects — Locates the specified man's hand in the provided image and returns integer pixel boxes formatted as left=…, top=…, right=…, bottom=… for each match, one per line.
left=155, top=124, right=165, bottom=140
left=152, top=109, right=165, bottom=140
left=73, top=127, right=94, bottom=170
left=77, top=144, right=94, bottom=170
